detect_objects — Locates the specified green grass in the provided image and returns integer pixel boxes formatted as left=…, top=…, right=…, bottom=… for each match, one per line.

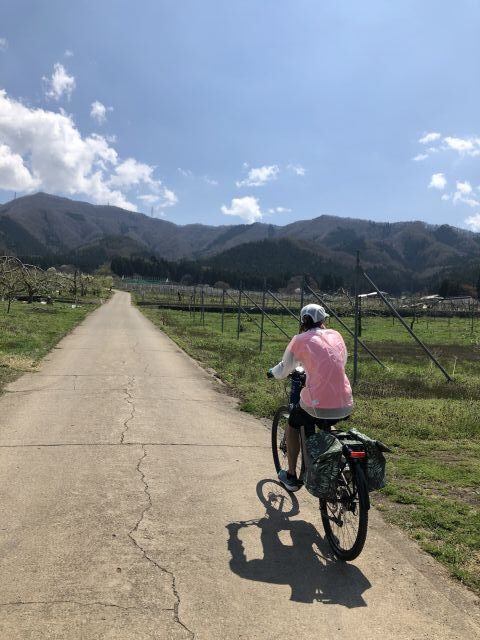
left=139, top=304, right=480, bottom=594
left=0, top=300, right=97, bottom=391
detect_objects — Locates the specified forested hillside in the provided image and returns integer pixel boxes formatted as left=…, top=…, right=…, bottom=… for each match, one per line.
left=3, top=192, right=480, bottom=293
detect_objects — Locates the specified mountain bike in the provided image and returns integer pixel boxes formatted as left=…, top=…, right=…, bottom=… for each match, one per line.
left=271, top=369, right=372, bottom=561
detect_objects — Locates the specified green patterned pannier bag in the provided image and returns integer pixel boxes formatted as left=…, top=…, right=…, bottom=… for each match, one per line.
left=304, top=431, right=343, bottom=499
left=340, top=428, right=387, bottom=491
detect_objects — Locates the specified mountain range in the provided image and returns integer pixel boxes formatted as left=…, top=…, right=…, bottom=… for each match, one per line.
left=1, top=192, right=479, bottom=291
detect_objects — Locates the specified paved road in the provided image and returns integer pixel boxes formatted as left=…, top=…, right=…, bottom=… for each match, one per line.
left=0, top=291, right=478, bottom=639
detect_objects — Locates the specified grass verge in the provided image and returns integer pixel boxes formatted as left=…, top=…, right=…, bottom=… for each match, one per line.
left=0, top=300, right=98, bottom=392
left=140, top=305, right=480, bottom=594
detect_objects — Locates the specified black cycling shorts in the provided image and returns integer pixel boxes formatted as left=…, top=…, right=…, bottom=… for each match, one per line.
left=288, top=404, right=344, bottom=438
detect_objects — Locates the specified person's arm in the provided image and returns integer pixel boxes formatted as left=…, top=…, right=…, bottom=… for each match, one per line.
left=270, top=339, right=301, bottom=379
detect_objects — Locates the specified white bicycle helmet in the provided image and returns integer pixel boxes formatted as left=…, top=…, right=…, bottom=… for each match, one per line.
left=300, top=303, right=329, bottom=324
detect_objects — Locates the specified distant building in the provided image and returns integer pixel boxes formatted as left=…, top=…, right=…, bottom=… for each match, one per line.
left=437, top=296, right=475, bottom=308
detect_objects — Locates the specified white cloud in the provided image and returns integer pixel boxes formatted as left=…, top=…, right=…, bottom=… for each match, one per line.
left=203, top=176, right=218, bottom=185
left=64, top=49, right=74, bottom=57
left=413, top=153, right=428, bottom=162
left=138, top=194, right=160, bottom=205
left=450, top=180, right=479, bottom=207
left=159, top=188, right=178, bottom=207
left=419, top=132, right=441, bottom=145
left=221, top=196, right=263, bottom=223
left=456, top=180, right=472, bottom=194
left=43, top=63, right=76, bottom=101
left=462, top=197, right=480, bottom=207
left=236, top=164, right=279, bottom=187
left=464, top=213, right=480, bottom=231
left=0, top=38, right=8, bottom=52
left=444, top=136, right=480, bottom=156
left=428, top=173, right=446, bottom=190
left=177, top=168, right=218, bottom=185
left=0, top=89, right=175, bottom=211
left=90, top=100, right=112, bottom=124
left=453, top=194, right=479, bottom=207
left=287, top=163, right=306, bottom=176
left=138, top=189, right=177, bottom=210
left=0, top=144, right=40, bottom=191
left=417, top=132, right=480, bottom=207
left=268, top=206, right=292, bottom=214
left=109, top=158, right=156, bottom=189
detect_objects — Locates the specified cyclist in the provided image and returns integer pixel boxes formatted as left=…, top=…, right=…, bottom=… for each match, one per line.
left=268, top=303, right=353, bottom=491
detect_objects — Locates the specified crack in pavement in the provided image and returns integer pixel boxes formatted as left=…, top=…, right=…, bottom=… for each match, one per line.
left=0, top=599, right=146, bottom=612
left=4, top=388, right=128, bottom=395
left=128, top=446, right=195, bottom=639
left=120, top=376, right=136, bottom=445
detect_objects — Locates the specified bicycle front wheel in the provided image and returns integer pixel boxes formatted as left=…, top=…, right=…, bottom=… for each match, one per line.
left=320, top=462, right=369, bottom=561
left=271, top=405, right=303, bottom=479
left=271, top=405, right=290, bottom=473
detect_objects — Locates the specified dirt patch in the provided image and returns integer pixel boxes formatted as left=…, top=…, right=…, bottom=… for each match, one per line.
left=425, top=484, right=480, bottom=507
left=364, top=341, right=480, bottom=362
left=0, top=354, right=36, bottom=371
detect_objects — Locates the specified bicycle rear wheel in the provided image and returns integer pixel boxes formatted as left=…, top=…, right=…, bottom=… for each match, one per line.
left=271, top=405, right=303, bottom=479
left=320, top=462, right=369, bottom=561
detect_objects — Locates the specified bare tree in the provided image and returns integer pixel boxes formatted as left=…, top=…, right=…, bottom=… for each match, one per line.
left=0, top=256, right=24, bottom=313
left=20, top=263, right=54, bottom=303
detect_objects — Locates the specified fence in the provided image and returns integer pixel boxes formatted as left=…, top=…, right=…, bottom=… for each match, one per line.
left=119, top=260, right=480, bottom=384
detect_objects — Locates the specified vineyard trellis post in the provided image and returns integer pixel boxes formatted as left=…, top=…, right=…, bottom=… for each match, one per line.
left=358, top=293, right=362, bottom=337
left=223, top=287, right=266, bottom=337
left=259, top=280, right=266, bottom=352
left=299, top=276, right=305, bottom=333
left=221, top=289, right=225, bottom=333
left=353, top=251, right=360, bottom=385
left=237, top=284, right=242, bottom=339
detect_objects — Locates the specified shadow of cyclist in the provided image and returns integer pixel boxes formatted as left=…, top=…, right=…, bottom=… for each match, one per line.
left=226, top=479, right=371, bottom=606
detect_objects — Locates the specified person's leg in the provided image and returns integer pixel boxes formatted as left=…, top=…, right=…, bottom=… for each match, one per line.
left=286, top=406, right=315, bottom=478
left=286, top=425, right=300, bottom=476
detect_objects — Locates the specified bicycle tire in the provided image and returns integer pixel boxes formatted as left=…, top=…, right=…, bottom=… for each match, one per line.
left=271, top=405, right=304, bottom=479
left=319, top=462, right=369, bottom=561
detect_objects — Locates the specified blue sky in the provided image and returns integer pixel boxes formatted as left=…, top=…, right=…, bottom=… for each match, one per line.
left=1, top=0, right=480, bottom=231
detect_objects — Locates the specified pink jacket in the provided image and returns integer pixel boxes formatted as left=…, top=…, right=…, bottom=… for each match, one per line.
left=272, top=328, right=353, bottom=419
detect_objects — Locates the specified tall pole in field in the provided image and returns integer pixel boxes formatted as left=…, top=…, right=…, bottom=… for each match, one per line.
left=299, top=275, right=305, bottom=333
left=237, top=283, right=242, bottom=339
left=353, top=252, right=360, bottom=385
left=259, top=279, right=266, bottom=352
left=221, top=289, right=225, bottom=333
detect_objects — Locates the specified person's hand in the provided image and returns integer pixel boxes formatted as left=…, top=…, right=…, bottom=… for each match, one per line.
left=267, top=368, right=274, bottom=379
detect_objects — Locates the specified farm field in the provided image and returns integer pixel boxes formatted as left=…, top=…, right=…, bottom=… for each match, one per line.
left=139, top=303, right=480, bottom=594
left=0, top=301, right=98, bottom=393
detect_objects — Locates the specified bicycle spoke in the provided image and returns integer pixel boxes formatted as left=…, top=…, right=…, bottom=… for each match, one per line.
left=320, top=464, right=368, bottom=561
